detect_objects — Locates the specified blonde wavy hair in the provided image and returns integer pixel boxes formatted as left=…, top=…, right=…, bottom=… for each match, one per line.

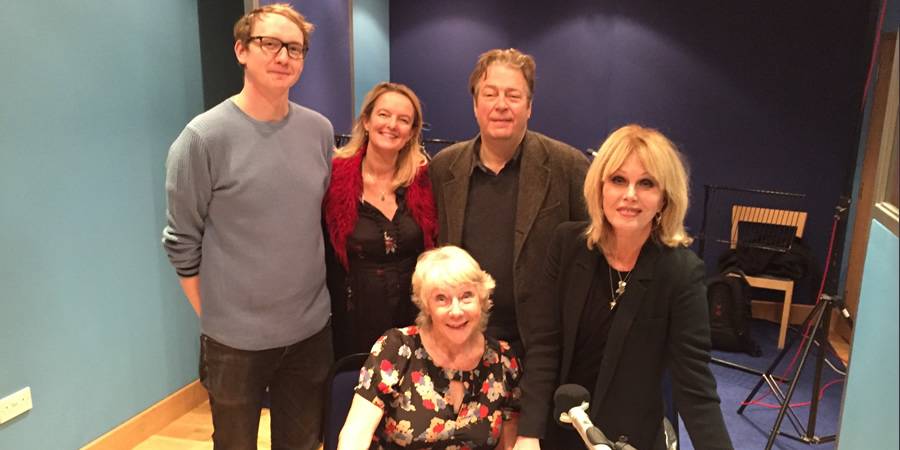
left=334, top=82, right=426, bottom=189
left=584, top=124, right=693, bottom=254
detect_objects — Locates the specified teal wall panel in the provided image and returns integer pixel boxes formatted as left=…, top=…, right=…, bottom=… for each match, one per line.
left=837, top=221, right=899, bottom=448
left=0, top=1, right=203, bottom=447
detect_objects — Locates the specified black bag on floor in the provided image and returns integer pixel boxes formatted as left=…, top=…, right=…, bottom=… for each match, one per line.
left=706, top=269, right=762, bottom=356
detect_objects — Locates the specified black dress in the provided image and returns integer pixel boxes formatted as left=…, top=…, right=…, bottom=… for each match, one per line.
left=328, top=188, right=425, bottom=358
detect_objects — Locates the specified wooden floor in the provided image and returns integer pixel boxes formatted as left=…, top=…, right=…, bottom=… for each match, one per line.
left=830, top=333, right=851, bottom=365
left=133, top=402, right=271, bottom=450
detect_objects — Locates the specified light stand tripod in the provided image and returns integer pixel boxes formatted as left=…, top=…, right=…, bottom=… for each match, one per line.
left=736, top=203, right=853, bottom=450
left=736, top=294, right=850, bottom=449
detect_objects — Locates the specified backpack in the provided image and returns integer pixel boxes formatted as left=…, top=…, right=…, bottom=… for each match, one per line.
left=706, top=270, right=762, bottom=356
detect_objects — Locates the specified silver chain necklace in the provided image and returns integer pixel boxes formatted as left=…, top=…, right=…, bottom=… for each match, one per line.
left=363, top=170, right=387, bottom=202
left=608, top=265, right=633, bottom=310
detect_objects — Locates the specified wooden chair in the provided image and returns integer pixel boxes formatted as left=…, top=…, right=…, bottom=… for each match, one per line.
left=731, top=206, right=808, bottom=349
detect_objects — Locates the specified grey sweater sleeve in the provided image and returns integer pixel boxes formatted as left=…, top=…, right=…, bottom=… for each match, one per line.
left=162, top=126, right=211, bottom=277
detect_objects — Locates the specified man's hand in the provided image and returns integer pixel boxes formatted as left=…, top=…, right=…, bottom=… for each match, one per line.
left=179, top=276, right=201, bottom=316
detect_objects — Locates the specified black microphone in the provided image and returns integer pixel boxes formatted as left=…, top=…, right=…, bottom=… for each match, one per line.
left=554, top=384, right=615, bottom=450
left=553, top=384, right=639, bottom=450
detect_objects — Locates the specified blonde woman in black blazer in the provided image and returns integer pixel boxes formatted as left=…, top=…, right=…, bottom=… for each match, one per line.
left=515, top=125, right=733, bottom=450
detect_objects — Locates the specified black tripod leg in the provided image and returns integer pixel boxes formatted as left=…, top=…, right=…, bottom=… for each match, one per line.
left=764, top=304, right=826, bottom=450
left=711, top=357, right=766, bottom=376
left=711, top=357, right=792, bottom=382
left=737, top=302, right=823, bottom=414
left=806, top=301, right=834, bottom=441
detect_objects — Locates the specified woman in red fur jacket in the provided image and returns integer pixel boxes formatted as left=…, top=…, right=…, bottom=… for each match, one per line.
left=323, top=82, right=437, bottom=358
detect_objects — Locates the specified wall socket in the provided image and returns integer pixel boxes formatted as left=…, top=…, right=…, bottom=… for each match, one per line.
left=0, top=387, right=33, bottom=424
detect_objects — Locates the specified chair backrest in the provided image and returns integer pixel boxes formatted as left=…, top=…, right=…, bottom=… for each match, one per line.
left=322, top=352, right=370, bottom=450
left=730, top=206, right=807, bottom=250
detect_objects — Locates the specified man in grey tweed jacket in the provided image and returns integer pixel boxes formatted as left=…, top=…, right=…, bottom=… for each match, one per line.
left=428, top=48, right=590, bottom=362
left=161, top=5, right=332, bottom=449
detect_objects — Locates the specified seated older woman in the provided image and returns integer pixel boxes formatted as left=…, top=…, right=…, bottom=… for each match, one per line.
left=338, top=246, right=521, bottom=450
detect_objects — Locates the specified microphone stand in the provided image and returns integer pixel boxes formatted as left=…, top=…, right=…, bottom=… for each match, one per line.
left=559, top=401, right=614, bottom=450
left=737, top=204, right=853, bottom=450
left=559, top=402, right=637, bottom=450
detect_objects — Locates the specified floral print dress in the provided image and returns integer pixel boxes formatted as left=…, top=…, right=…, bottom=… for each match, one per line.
left=355, top=327, right=521, bottom=449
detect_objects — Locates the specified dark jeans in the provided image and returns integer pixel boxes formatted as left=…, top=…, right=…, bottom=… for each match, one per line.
left=200, top=324, right=334, bottom=450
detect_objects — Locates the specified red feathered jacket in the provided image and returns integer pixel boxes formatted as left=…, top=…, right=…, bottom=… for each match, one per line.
left=322, top=147, right=437, bottom=270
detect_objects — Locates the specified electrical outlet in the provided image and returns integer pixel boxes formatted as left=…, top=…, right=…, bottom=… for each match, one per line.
left=0, top=387, right=33, bottom=424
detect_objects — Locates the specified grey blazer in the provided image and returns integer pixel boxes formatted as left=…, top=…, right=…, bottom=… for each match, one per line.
left=428, top=130, right=590, bottom=342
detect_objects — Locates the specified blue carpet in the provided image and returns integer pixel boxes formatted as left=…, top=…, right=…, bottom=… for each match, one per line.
left=679, top=319, right=846, bottom=450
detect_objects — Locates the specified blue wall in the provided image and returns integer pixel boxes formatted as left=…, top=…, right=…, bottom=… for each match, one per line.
left=352, top=0, right=391, bottom=116
left=836, top=221, right=899, bottom=447
left=0, top=1, right=204, bottom=448
left=0, top=1, right=353, bottom=446
left=275, top=0, right=355, bottom=134
left=389, top=1, right=876, bottom=300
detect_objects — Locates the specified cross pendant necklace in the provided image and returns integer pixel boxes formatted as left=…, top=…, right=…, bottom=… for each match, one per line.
left=608, top=265, right=633, bottom=310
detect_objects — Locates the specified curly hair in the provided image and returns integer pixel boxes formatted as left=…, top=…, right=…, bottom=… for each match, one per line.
left=410, top=246, right=495, bottom=332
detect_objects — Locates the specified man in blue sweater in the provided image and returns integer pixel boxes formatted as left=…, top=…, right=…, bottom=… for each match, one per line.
left=162, top=4, right=333, bottom=449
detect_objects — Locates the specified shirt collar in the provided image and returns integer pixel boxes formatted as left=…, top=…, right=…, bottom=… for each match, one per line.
left=471, top=136, right=524, bottom=175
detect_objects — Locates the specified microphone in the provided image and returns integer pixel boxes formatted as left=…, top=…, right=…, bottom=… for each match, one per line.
left=554, top=384, right=615, bottom=450
left=554, top=384, right=638, bottom=450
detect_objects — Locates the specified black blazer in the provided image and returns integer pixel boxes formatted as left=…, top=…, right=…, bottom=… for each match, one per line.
left=428, top=131, right=589, bottom=342
left=519, top=222, right=733, bottom=450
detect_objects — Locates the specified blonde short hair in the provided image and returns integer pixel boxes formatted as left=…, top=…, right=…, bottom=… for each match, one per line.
left=233, top=4, right=314, bottom=62
left=334, top=82, right=426, bottom=189
left=584, top=124, right=693, bottom=254
left=410, top=246, right=495, bottom=332
left=468, top=48, right=536, bottom=102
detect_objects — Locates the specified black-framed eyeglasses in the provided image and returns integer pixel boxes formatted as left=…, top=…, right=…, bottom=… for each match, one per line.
left=248, top=36, right=308, bottom=60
